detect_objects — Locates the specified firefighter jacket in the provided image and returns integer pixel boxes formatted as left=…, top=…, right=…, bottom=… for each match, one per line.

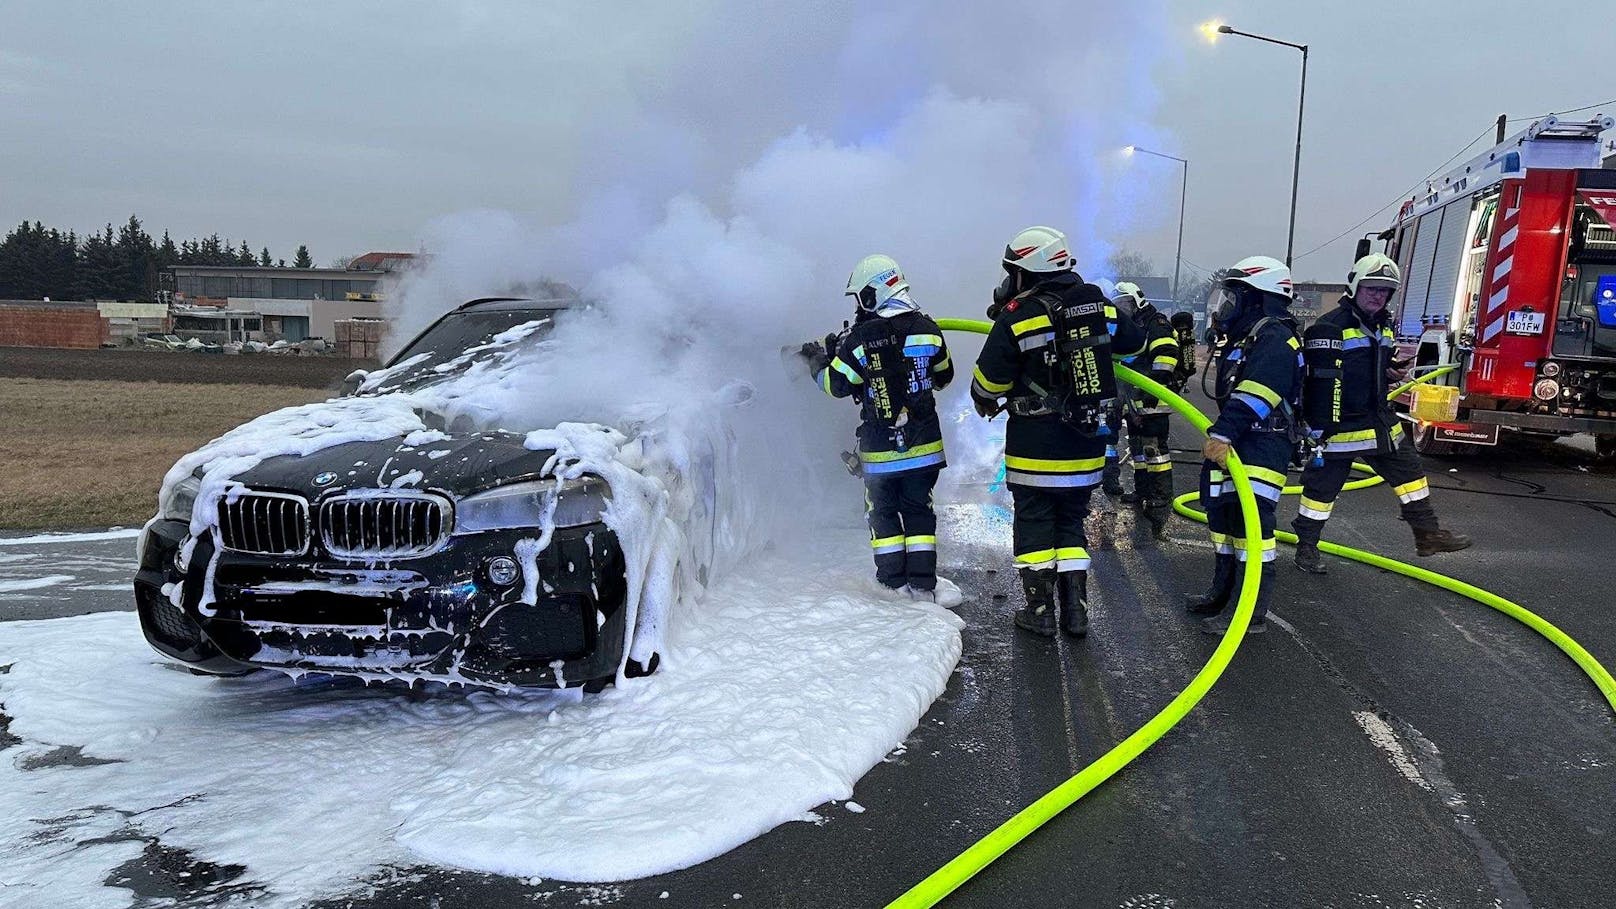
left=1208, top=302, right=1304, bottom=449
left=818, top=309, right=954, bottom=475
left=970, top=272, right=1146, bottom=488
left=1121, top=311, right=1182, bottom=415
left=1301, top=299, right=1404, bottom=458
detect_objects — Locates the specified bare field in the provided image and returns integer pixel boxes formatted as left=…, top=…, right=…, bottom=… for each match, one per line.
left=0, top=345, right=374, bottom=389
left=0, top=378, right=327, bottom=530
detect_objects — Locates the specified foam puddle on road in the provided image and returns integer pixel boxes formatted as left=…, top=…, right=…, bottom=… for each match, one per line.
left=0, top=544, right=962, bottom=907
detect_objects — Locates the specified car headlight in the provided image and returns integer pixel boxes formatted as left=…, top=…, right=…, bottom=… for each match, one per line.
left=455, top=476, right=611, bottom=534
left=159, top=475, right=202, bottom=522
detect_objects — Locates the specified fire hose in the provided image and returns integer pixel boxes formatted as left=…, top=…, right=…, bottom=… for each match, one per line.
left=886, top=322, right=1615, bottom=908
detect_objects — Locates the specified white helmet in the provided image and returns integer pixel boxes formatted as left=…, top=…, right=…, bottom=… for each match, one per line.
left=1114, top=280, right=1155, bottom=323
left=1002, top=226, right=1074, bottom=274
left=1347, top=253, right=1400, bottom=297
left=846, top=253, right=911, bottom=312
left=1223, top=255, right=1293, bottom=299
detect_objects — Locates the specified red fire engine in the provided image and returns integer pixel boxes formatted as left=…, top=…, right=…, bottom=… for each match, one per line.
left=1373, top=115, right=1616, bottom=455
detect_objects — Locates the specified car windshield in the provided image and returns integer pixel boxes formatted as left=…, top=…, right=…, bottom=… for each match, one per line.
left=365, top=305, right=560, bottom=393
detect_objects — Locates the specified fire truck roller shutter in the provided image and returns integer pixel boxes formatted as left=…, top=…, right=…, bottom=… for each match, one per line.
left=1397, top=198, right=1471, bottom=340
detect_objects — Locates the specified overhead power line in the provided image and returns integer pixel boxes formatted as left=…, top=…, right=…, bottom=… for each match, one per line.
left=1294, top=99, right=1616, bottom=264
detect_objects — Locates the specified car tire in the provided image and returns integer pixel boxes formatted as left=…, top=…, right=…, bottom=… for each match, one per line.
left=1596, top=434, right=1616, bottom=460
left=625, top=652, right=661, bottom=679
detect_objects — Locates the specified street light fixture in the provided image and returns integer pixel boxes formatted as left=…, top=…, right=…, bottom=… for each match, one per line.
left=1203, top=23, right=1308, bottom=267
left=1122, top=145, right=1189, bottom=302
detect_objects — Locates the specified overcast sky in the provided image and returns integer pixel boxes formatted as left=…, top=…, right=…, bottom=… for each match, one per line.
left=2, top=0, right=1611, bottom=284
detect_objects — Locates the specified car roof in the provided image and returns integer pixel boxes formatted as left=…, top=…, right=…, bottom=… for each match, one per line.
left=452, top=296, right=571, bottom=313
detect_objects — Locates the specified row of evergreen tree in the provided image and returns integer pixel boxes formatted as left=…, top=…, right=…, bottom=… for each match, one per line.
left=0, top=215, right=314, bottom=303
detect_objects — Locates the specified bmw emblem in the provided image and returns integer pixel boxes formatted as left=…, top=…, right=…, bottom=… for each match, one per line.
left=312, top=471, right=338, bottom=487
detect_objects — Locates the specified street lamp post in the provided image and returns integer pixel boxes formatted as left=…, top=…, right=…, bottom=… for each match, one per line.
left=1123, top=145, right=1189, bottom=302
left=1206, top=23, right=1309, bottom=268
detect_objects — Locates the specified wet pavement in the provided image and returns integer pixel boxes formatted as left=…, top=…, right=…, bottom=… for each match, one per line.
left=2, top=428, right=1614, bottom=908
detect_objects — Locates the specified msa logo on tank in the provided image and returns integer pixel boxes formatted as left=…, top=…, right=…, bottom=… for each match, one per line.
left=1056, top=302, right=1107, bottom=398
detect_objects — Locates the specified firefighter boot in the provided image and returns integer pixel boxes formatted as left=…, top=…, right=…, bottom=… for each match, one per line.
left=1013, top=568, right=1058, bottom=637
left=1184, top=554, right=1235, bottom=616
left=1102, top=458, right=1123, bottom=497
left=1200, top=562, right=1272, bottom=635
left=1290, top=517, right=1328, bottom=575
left=1056, top=571, right=1088, bottom=637
left=1142, top=467, right=1173, bottom=539
left=1414, top=527, right=1473, bottom=557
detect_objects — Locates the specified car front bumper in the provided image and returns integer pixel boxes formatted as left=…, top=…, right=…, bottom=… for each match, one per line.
left=134, top=517, right=628, bottom=689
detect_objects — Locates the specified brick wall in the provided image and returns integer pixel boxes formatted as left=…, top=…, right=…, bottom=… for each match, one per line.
left=0, top=305, right=110, bottom=349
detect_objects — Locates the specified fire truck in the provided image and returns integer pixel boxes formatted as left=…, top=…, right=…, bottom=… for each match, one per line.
left=1371, top=115, right=1616, bottom=456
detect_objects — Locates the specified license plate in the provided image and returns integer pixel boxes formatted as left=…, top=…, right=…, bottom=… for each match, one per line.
left=1505, top=310, right=1546, bottom=335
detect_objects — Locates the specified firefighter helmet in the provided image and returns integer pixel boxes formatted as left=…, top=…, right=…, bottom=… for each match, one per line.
left=1208, top=255, right=1292, bottom=328
left=1347, top=253, right=1401, bottom=297
left=1223, top=255, right=1293, bottom=299
left=1115, top=280, right=1156, bottom=322
left=1114, top=281, right=1145, bottom=307
left=845, top=254, right=910, bottom=312
left=1002, top=226, right=1073, bottom=274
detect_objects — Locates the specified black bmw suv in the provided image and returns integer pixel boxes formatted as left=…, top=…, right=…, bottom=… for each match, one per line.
left=134, top=297, right=659, bottom=691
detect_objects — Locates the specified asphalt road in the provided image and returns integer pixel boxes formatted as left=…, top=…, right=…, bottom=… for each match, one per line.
left=3, top=428, right=1613, bottom=908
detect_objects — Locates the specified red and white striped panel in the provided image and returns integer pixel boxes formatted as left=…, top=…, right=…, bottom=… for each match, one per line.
left=1479, top=202, right=1522, bottom=344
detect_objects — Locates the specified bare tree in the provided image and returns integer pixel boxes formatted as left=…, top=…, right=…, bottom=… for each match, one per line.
left=1105, top=248, right=1156, bottom=279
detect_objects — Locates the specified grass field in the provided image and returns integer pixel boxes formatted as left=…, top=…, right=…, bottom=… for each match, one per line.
left=0, top=378, right=327, bottom=530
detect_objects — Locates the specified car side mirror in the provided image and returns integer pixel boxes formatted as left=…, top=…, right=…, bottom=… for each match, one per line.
left=1354, top=237, right=1372, bottom=261
left=341, top=368, right=369, bottom=396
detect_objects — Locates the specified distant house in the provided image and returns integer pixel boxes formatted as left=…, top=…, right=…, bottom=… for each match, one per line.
left=165, top=252, right=414, bottom=342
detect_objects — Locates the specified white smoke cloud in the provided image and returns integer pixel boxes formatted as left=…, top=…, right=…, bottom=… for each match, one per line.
left=382, top=0, right=1176, bottom=540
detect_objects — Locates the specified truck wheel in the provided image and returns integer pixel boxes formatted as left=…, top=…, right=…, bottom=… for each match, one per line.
left=1597, top=435, right=1616, bottom=459
left=1413, top=424, right=1458, bottom=457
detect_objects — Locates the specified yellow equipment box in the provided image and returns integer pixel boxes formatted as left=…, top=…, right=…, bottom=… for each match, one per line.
left=1411, top=383, right=1460, bottom=422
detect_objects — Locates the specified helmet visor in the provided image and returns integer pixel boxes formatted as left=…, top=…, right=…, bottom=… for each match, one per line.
left=1206, top=282, right=1239, bottom=327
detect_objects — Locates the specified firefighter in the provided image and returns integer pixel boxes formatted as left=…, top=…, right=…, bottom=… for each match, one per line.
left=1291, top=254, right=1472, bottom=572
left=1186, top=256, right=1304, bottom=635
left=970, top=226, right=1146, bottom=637
left=1112, top=281, right=1182, bottom=538
left=806, top=254, right=956, bottom=601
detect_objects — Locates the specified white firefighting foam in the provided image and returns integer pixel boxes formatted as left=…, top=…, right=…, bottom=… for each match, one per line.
left=0, top=541, right=963, bottom=905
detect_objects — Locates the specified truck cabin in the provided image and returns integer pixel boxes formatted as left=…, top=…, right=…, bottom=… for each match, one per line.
left=1554, top=175, right=1616, bottom=361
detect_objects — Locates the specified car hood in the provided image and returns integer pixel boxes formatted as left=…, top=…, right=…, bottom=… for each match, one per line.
left=232, top=430, right=558, bottom=500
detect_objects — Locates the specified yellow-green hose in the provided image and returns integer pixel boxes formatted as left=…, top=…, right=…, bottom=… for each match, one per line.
left=1172, top=362, right=1616, bottom=709
left=890, top=319, right=1266, bottom=908
left=892, top=330, right=1614, bottom=908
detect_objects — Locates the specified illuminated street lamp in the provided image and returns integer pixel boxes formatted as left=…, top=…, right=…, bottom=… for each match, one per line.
left=1200, top=21, right=1308, bottom=267
left=1123, top=145, right=1189, bottom=301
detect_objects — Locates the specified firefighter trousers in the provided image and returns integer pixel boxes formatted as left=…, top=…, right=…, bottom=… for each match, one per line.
left=1126, top=412, right=1174, bottom=503
left=1009, top=485, right=1092, bottom=576
left=1200, top=431, right=1289, bottom=566
left=1292, top=429, right=1437, bottom=543
left=866, top=467, right=940, bottom=591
